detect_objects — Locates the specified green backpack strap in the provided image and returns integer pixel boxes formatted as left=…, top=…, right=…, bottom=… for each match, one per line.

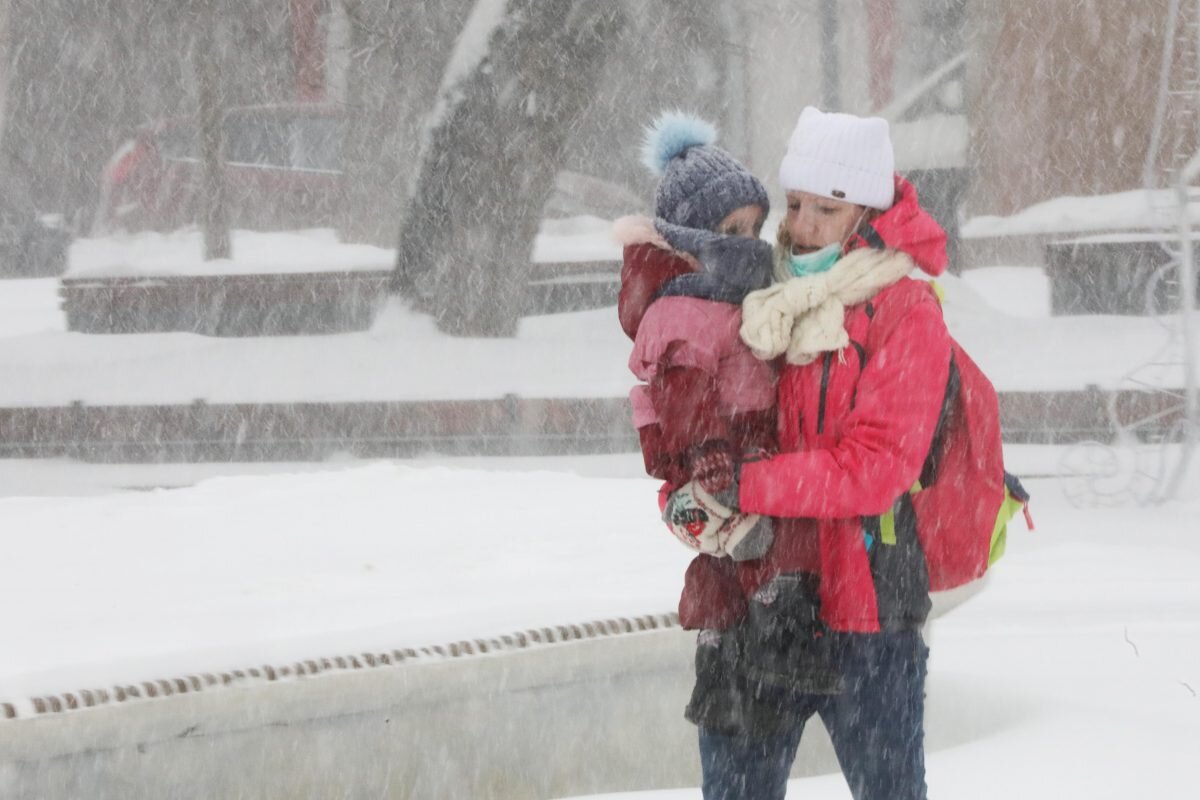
left=993, top=472, right=1034, bottom=565
left=859, top=281, right=944, bottom=552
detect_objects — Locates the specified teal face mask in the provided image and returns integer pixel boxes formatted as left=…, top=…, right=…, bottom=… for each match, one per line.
left=787, top=243, right=841, bottom=278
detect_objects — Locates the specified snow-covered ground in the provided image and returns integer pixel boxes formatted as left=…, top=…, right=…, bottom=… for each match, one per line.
left=0, top=449, right=1197, bottom=798
left=0, top=457, right=690, bottom=710
left=1, top=242, right=1198, bottom=795
left=560, top=474, right=1200, bottom=799
left=0, top=254, right=1190, bottom=407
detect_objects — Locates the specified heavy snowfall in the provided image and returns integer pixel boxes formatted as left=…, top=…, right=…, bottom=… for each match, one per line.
left=0, top=2, right=1198, bottom=799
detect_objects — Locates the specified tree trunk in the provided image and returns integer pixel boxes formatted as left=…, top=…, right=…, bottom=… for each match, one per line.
left=194, top=2, right=230, bottom=260
left=393, top=0, right=625, bottom=337
left=338, top=0, right=474, bottom=245
left=556, top=0, right=741, bottom=206
left=819, top=0, right=841, bottom=110
left=0, top=0, right=10, bottom=152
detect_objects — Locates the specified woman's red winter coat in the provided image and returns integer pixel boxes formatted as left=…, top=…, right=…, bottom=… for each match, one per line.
left=736, top=176, right=954, bottom=634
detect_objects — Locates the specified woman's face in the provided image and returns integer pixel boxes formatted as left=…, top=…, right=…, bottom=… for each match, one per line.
left=715, top=204, right=766, bottom=239
left=784, top=191, right=867, bottom=254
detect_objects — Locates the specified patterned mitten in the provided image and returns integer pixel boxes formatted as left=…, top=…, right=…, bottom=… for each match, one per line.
left=662, top=481, right=734, bottom=555
left=688, top=442, right=736, bottom=494
left=722, top=514, right=774, bottom=562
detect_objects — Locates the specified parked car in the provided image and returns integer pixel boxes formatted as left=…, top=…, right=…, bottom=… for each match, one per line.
left=94, top=103, right=343, bottom=235
left=94, top=102, right=644, bottom=237
left=91, top=103, right=639, bottom=318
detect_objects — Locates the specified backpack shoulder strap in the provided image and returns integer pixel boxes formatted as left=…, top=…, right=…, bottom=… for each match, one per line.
left=860, top=279, right=941, bottom=362
left=858, top=279, right=958, bottom=488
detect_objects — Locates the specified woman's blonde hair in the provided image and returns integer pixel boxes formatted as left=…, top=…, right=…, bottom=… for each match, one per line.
left=771, top=218, right=795, bottom=283
left=776, top=217, right=793, bottom=254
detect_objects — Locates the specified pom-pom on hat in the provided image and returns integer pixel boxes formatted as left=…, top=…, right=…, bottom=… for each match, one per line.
left=641, top=111, right=769, bottom=232
left=778, top=106, right=896, bottom=210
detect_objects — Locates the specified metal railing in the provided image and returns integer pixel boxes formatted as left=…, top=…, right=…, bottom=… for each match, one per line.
left=1064, top=0, right=1200, bottom=505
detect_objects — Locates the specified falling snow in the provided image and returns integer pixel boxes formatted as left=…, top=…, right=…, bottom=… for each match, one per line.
left=1, top=1, right=1199, bottom=798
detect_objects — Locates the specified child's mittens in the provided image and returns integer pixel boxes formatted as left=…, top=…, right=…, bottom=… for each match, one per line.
left=723, top=515, right=774, bottom=562
left=688, top=442, right=736, bottom=494
left=662, top=480, right=772, bottom=561
left=662, top=481, right=729, bottom=555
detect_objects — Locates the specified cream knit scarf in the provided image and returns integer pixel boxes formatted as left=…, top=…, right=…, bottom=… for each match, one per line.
left=740, top=247, right=916, bottom=365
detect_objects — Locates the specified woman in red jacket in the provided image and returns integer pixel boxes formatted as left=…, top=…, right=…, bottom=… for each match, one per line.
left=673, top=107, right=952, bottom=800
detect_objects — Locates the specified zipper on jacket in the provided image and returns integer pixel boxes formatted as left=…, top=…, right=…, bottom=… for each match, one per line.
left=847, top=340, right=866, bottom=411
left=817, top=352, right=833, bottom=434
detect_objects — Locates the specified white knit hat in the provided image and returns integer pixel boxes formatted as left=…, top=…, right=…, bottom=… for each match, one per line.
left=778, top=106, right=896, bottom=210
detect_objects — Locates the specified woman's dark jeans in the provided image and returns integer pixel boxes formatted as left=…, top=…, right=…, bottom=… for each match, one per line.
left=698, top=631, right=929, bottom=800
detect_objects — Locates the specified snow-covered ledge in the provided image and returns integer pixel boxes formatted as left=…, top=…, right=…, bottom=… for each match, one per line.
left=959, top=188, right=1200, bottom=268
left=0, top=627, right=837, bottom=799
left=64, top=219, right=620, bottom=280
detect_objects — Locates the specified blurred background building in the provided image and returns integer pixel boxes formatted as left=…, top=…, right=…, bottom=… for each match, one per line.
left=0, top=0, right=1190, bottom=263
left=0, top=1, right=966, bottom=238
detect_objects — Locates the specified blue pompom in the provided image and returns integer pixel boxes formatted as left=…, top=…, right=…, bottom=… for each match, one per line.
left=640, top=112, right=717, bottom=176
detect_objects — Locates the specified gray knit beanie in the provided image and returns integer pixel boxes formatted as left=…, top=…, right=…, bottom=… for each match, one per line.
left=641, top=112, right=769, bottom=232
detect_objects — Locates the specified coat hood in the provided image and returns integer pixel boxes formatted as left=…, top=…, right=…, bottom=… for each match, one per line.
left=848, top=176, right=948, bottom=276
left=615, top=216, right=697, bottom=340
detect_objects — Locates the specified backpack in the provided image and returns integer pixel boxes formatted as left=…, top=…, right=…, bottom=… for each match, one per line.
left=862, top=280, right=1033, bottom=591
